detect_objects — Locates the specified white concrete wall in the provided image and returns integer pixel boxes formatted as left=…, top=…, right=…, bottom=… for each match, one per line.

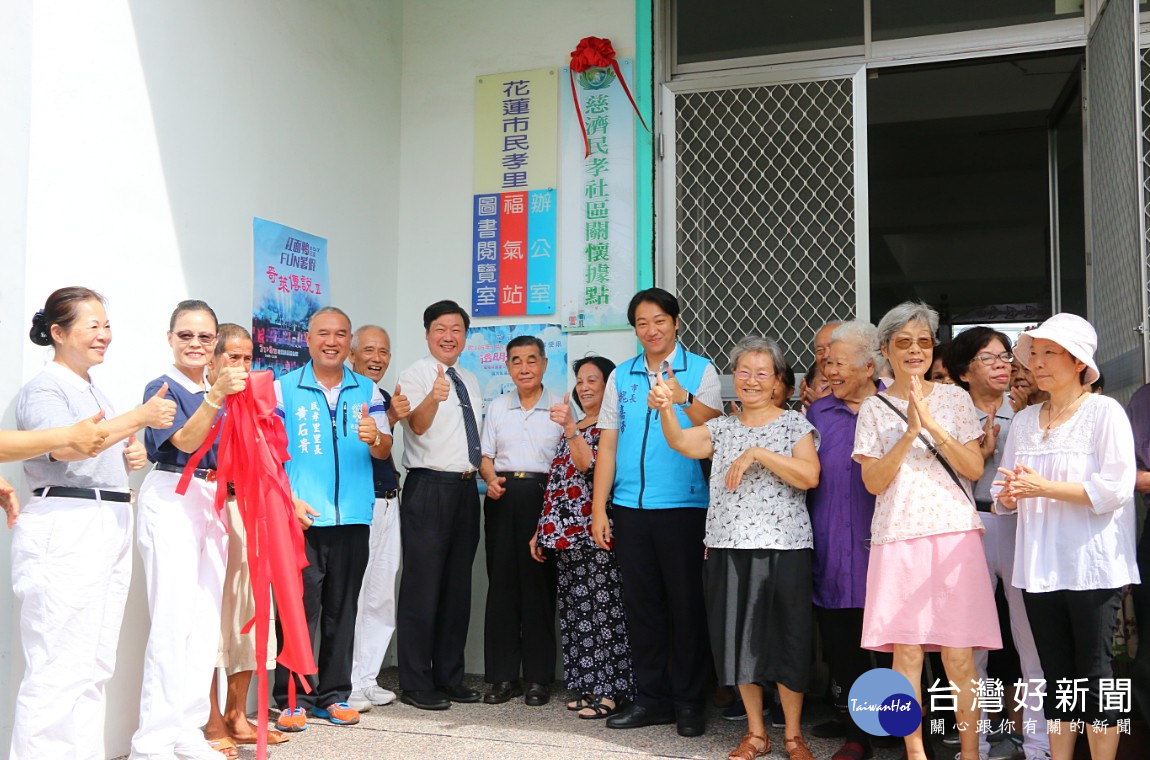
left=393, top=0, right=638, bottom=676
left=2, top=0, right=642, bottom=754
left=1, top=0, right=402, bottom=755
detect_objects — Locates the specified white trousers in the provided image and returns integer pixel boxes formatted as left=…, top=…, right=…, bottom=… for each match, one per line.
left=10, top=493, right=133, bottom=760
left=130, top=471, right=228, bottom=760
left=350, top=495, right=402, bottom=691
left=975, top=512, right=1050, bottom=760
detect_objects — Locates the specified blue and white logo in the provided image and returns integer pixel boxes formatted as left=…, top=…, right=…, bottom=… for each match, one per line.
left=848, top=668, right=922, bottom=737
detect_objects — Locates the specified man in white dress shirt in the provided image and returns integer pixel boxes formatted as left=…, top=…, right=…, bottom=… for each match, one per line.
left=478, top=336, right=563, bottom=706
left=395, top=300, right=484, bottom=711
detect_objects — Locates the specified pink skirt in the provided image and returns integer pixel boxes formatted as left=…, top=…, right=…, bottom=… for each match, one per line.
left=861, top=530, right=1001, bottom=653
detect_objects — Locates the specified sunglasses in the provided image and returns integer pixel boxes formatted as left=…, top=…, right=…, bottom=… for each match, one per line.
left=173, top=331, right=218, bottom=345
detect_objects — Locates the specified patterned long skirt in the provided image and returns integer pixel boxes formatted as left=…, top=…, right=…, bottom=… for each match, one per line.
left=557, top=543, right=635, bottom=700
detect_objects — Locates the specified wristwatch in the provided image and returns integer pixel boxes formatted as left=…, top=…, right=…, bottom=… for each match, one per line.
left=680, top=390, right=695, bottom=406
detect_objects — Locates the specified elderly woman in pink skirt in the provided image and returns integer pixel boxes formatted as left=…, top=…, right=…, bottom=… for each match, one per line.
left=852, top=302, right=1001, bottom=760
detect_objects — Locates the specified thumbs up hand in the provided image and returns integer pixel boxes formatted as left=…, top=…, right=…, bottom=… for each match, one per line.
left=648, top=370, right=675, bottom=412
left=124, top=434, right=148, bottom=471
left=141, top=382, right=177, bottom=428
left=389, top=383, right=411, bottom=423
left=662, top=364, right=689, bottom=406
left=68, top=410, right=108, bottom=457
left=209, top=365, right=248, bottom=402
left=431, top=365, right=451, bottom=403
left=358, top=402, right=381, bottom=446
left=549, top=392, right=574, bottom=434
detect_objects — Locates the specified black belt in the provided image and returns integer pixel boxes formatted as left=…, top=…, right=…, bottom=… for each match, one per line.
left=154, top=462, right=216, bottom=481
left=976, top=499, right=993, bottom=513
left=376, top=489, right=400, bottom=499
left=33, top=486, right=131, bottom=502
left=497, top=471, right=548, bottom=482
left=409, top=468, right=477, bottom=482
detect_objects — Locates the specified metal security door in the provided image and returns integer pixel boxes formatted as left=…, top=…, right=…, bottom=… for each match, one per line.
left=669, top=71, right=866, bottom=373
left=1085, top=0, right=1147, bottom=399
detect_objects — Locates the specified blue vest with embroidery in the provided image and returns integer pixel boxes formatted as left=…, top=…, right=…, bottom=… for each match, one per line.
left=612, top=344, right=711, bottom=510
left=280, top=362, right=375, bottom=527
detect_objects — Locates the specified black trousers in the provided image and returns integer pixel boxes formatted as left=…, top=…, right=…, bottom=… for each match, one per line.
left=612, top=505, right=708, bottom=711
left=1023, top=586, right=1125, bottom=725
left=396, top=469, right=481, bottom=692
left=816, top=606, right=878, bottom=747
left=274, top=524, right=370, bottom=709
left=483, top=477, right=557, bottom=683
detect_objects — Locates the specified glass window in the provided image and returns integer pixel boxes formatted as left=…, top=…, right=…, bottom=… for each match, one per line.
left=675, top=0, right=864, bottom=65
left=872, top=0, right=1084, bottom=42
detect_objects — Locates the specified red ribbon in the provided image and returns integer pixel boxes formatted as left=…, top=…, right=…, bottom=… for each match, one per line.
left=178, top=371, right=314, bottom=760
left=569, top=36, right=650, bottom=159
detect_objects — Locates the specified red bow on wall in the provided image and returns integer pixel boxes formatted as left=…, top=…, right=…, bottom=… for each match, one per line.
left=178, top=371, right=314, bottom=760
left=569, top=36, right=650, bottom=158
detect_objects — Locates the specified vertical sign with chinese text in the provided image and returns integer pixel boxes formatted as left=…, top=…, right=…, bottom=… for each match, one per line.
left=473, top=69, right=558, bottom=316
left=559, top=58, right=637, bottom=331
left=252, top=218, right=330, bottom=376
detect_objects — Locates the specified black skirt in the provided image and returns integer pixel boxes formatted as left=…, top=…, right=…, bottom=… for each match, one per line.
left=704, top=547, right=813, bottom=692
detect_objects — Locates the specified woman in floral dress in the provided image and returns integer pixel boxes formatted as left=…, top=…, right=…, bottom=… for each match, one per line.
left=530, top=356, right=634, bottom=719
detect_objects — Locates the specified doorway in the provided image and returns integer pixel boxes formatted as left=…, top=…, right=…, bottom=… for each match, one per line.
left=866, top=52, right=1086, bottom=337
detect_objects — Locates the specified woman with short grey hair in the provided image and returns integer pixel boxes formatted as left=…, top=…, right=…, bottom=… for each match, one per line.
left=853, top=302, right=1000, bottom=760
left=654, top=336, right=821, bottom=760
left=807, top=320, right=882, bottom=760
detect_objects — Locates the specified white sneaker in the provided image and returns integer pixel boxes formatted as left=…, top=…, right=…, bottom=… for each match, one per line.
left=347, top=690, right=374, bottom=712
left=361, top=684, right=397, bottom=706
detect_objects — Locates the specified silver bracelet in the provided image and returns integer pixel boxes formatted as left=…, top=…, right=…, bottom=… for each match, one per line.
left=203, top=396, right=222, bottom=410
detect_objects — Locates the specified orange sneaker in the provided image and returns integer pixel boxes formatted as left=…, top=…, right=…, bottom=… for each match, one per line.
left=312, top=702, right=360, bottom=725
left=274, top=707, right=308, bottom=732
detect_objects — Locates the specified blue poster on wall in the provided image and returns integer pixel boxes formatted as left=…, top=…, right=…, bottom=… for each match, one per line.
left=458, top=323, right=568, bottom=416
left=252, top=218, right=330, bottom=376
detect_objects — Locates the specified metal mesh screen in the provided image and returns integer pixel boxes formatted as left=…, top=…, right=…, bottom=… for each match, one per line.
left=674, top=79, right=856, bottom=374
left=1142, top=47, right=1150, bottom=380
left=1086, top=0, right=1144, bottom=400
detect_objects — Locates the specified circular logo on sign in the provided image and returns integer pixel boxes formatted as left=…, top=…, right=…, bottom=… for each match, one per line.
left=578, top=66, right=616, bottom=90
left=847, top=668, right=922, bottom=737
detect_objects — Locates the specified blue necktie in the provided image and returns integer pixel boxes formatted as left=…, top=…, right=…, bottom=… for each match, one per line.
left=446, top=366, right=482, bottom=469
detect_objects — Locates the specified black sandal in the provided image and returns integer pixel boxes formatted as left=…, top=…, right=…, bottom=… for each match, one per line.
left=566, top=693, right=594, bottom=711
left=577, top=695, right=617, bottom=720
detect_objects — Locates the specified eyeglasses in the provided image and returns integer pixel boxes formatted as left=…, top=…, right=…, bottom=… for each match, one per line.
left=173, top=331, right=218, bottom=345
left=891, top=337, right=935, bottom=351
left=973, top=352, right=1013, bottom=366
left=734, top=370, right=775, bottom=383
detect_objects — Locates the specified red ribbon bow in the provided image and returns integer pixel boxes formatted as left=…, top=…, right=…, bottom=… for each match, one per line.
left=569, top=36, right=649, bottom=158
left=178, top=371, right=315, bottom=760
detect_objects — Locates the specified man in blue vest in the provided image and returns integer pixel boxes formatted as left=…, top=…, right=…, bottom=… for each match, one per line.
left=271, top=306, right=393, bottom=731
left=590, top=288, right=722, bottom=737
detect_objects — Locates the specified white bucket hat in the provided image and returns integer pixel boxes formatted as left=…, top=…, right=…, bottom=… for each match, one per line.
left=1014, top=313, right=1100, bottom=385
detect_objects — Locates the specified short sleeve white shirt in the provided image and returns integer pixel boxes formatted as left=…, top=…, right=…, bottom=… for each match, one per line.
left=399, top=355, right=484, bottom=472
left=480, top=388, right=565, bottom=473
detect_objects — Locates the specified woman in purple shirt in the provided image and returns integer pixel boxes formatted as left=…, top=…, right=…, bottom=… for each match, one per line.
left=806, top=321, right=881, bottom=760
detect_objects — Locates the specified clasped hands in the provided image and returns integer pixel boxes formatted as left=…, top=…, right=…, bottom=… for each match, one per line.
left=993, top=463, right=1049, bottom=510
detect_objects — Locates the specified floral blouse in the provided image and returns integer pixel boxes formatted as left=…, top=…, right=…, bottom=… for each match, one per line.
left=852, top=382, right=983, bottom=545
left=537, top=424, right=600, bottom=550
left=703, top=411, right=818, bottom=550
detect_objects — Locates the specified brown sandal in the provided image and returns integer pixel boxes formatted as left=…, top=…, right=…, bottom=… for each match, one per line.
left=728, top=732, right=770, bottom=760
left=784, top=735, right=815, bottom=760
